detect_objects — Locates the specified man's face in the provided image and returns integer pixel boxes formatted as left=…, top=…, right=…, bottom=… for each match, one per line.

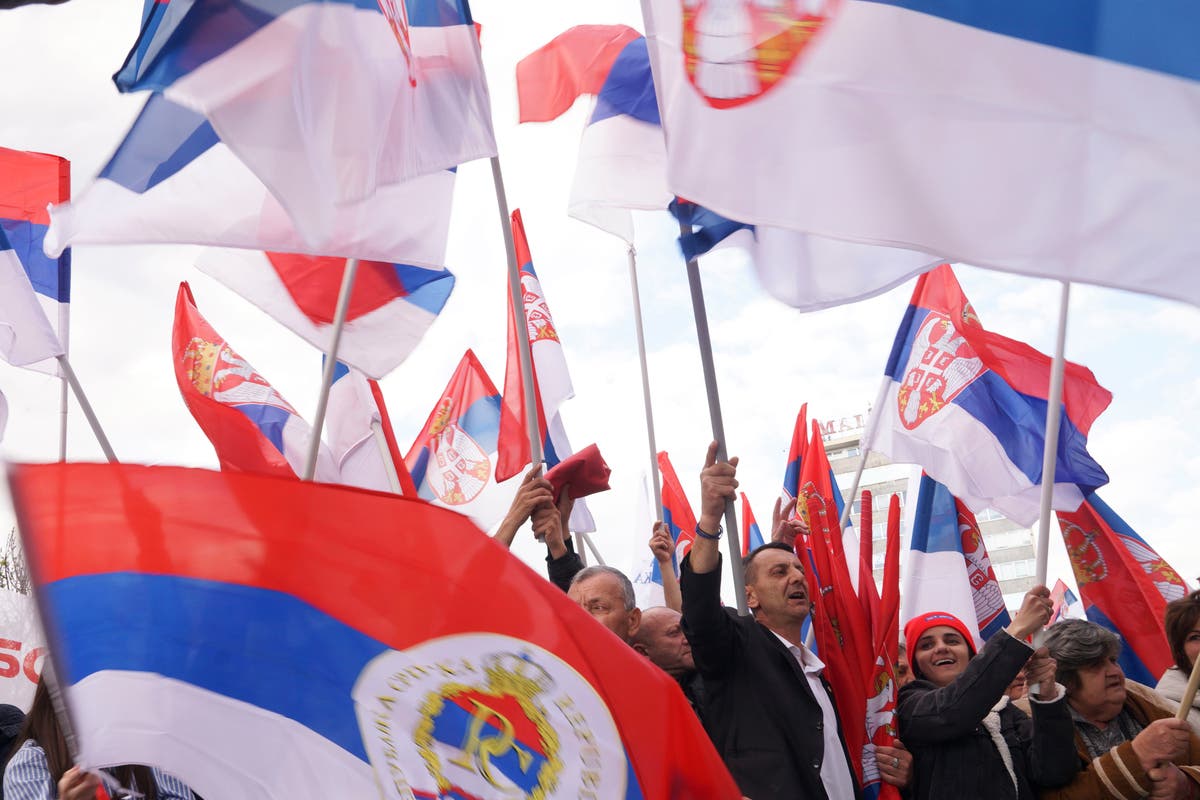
left=1067, top=656, right=1127, bottom=724
left=568, top=573, right=640, bottom=642
left=635, top=608, right=694, bottom=677
left=745, top=548, right=810, bottom=626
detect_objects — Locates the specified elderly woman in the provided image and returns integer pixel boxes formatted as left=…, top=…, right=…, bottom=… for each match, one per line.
left=897, top=587, right=1077, bottom=800
left=1038, top=619, right=1200, bottom=799
left=1158, top=590, right=1200, bottom=734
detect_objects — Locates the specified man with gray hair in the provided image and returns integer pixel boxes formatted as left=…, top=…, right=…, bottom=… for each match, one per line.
left=1034, top=618, right=1200, bottom=799
left=567, top=565, right=641, bottom=643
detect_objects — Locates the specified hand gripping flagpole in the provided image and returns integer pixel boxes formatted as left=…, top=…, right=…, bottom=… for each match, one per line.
left=55, top=355, right=116, bottom=462
left=1035, top=282, right=1072, bottom=588
left=491, top=157, right=543, bottom=467
left=627, top=245, right=663, bottom=518
left=678, top=217, right=748, bottom=616
left=302, top=258, right=359, bottom=481
left=838, top=376, right=892, bottom=532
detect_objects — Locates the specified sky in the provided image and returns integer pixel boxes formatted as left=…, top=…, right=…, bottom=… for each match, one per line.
left=1, top=0, right=1198, bottom=605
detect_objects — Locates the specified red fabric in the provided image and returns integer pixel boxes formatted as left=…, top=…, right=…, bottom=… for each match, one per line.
left=657, top=451, right=697, bottom=558
left=516, top=25, right=641, bottom=123
left=12, top=462, right=742, bottom=799
left=858, top=491, right=881, bottom=645
left=544, top=443, right=611, bottom=501
left=739, top=492, right=754, bottom=558
left=263, top=253, right=406, bottom=325
left=496, top=209, right=549, bottom=481
left=0, top=147, right=69, bottom=224
left=367, top=378, right=417, bottom=497
left=171, top=283, right=296, bottom=479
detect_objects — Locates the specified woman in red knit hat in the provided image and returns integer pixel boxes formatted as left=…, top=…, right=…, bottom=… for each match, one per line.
left=897, top=587, right=1078, bottom=800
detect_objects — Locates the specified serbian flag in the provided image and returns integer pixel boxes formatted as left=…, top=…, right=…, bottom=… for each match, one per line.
left=656, top=450, right=698, bottom=577
left=405, top=350, right=517, bottom=532
left=640, top=0, right=1200, bottom=308
left=198, top=249, right=454, bottom=378
left=873, top=264, right=1111, bottom=525
left=172, top=283, right=337, bottom=482
left=904, top=474, right=1012, bottom=650
left=0, top=148, right=69, bottom=373
left=496, top=210, right=594, bottom=531
left=109, top=0, right=496, bottom=241
left=325, top=363, right=416, bottom=496
left=47, top=94, right=457, bottom=266
left=1049, top=579, right=1085, bottom=625
left=740, top=492, right=764, bottom=557
left=517, top=25, right=670, bottom=243
left=782, top=403, right=808, bottom=504
left=10, top=462, right=742, bottom=800
left=1057, top=492, right=1189, bottom=685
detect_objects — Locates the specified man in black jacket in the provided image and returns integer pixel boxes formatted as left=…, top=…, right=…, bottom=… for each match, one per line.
left=681, top=442, right=911, bottom=800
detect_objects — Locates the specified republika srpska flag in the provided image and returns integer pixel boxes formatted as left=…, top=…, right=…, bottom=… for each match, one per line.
left=10, top=462, right=741, bottom=800
left=873, top=264, right=1111, bottom=525
left=172, top=282, right=337, bottom=482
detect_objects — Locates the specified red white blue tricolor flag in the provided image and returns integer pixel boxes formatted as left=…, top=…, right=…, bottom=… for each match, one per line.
left=873, top=265, right=1111, bottom=526
left=0, top=147, right=69, bottom=373
left=640, top=0, right=1200, bottom=308
left=107, top=0, right=496, bottom=241
left=10, top=463, right=741, bottom=800
left=904, top=474, right=1011, bottom=650
left=172, top=283, right=338, bottom=483
left=198, top=249, right=455, bottom=379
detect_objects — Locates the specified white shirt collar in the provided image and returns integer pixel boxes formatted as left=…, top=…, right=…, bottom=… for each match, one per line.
left=769, top=629, right=826, bottom=675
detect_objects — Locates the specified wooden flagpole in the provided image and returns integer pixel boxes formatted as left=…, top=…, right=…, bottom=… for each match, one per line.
left=677, top=217, right=748, bottom=616
left=302, top=258, right=359, bottom=481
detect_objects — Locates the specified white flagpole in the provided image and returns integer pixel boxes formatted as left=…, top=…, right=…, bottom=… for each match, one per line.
left=579, top=530, right=607, bottom=566
left=838, top=375, right=892, bottom=531
left=627, top=245, right=663, bottom=518
left=1035, top=281, right=1072, bottom=587
left=370, top=420, right=402, bottom=494
left=57, top=308, right=69, bottom=462
left=55, top=355, right=115, bottom=462
left=302, top=258, right=359, bottom=481
left=491, top=157, right=542, bottom=466
left=678, top=218, right=748, bottom=616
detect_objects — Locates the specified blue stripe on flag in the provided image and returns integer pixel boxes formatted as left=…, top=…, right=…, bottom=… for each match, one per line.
left=458, top=395, right=501, bottom=453
left=48, top=572, right=387, bottom=760
left=883, top=305, right=927, bottom=380
left=591, top=37, right=660, bottom=126
left=233, top=403, right=293, bottom=454
left=1084, top=602, right=1155, bottom=685
left=863, top=0, right=1200, bottom=82
left=0, top=219, right=70, bottom=302
left=393, top=265, right=455, bottom=315
left=100, top=95, right=219, bottom=194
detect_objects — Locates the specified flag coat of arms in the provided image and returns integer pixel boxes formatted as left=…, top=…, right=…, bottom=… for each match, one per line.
left=1057, top=492, right=1189, bottom=685
left=10, top=462, right=741, bottom=800
left=873, top=264, right=1111, bottom=525
left=904, top=474, right=1011, bottom=650
left=405, top=350, right=518, bottom=531
left=47, top=94, right=458, bottom=265
left=640, top=0, right=1200, bottom=308
left=110, top=0, right=497, bottom=240
left=199, top=248, right=455, bottom=379
left=172, top=283, right=337, bottom=482
left=0, top=148, right=69, bottom=373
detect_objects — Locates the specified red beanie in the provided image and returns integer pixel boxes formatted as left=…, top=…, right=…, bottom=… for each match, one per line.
left=904, top=611, right=977, bottom=681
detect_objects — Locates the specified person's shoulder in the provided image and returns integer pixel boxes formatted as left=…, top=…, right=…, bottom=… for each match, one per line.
left=1125, top=678, right=1179, bottom=719
left=6, top=739, right=45, bottom=767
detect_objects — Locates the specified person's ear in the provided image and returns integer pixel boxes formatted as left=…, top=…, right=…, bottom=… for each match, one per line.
left=627, top=607, right=642, bottom=639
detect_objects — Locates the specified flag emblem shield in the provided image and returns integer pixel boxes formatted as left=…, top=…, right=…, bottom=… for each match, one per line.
left=896, top=312, right=984, bottom=430
left=1061, top=520, right=1109, bottom=586
left=180, top=337, right=296, bottom=412
left=427, top=398, right=491, bottom=506
left=681, top=0, right=838, bottom=109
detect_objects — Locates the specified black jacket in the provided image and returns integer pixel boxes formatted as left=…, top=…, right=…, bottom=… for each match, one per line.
left=898, top=630, right=1079, bottom=800
left=680, top=553, right=863, bottom=800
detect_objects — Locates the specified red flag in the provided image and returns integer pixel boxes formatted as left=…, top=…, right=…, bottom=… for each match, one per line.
left=13, top=461, right=742, bottom=799
left=516, top=25, right=642, bottom=123
left=171, top=283, right=336, bottom=481
left=740, top=492, right=765, bottom=557
left=367, top=378, right=417, bottom=497
left=657, top=451, right=698, bottom=562
left=858, top=491, right=882, bottom=645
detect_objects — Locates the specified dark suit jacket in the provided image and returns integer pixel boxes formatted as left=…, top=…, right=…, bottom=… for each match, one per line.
left=680, top=552, right=863, bottom=800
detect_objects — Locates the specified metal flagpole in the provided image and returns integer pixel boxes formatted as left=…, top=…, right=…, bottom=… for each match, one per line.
left=55, top=355, right=115, bottom=462
left=837, top=375, right=892, bottom=531
left=1035, top=281, right=1072, bottom=587
left=491, top=157, right=542, bottom=466
left=370, top=420, right=402, bottom=493
left=57, top=309, right=69, bottom=462
left=678, top=218, right=748, bottom=616
left=579, top=530, right=607, bottom=566
left=627, top=245, right=663, bottom=518
left=302, top=258, right=359, bottom=481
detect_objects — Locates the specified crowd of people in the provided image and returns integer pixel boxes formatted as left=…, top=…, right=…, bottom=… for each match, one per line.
left=494, top=442, right=1200, bottom=800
